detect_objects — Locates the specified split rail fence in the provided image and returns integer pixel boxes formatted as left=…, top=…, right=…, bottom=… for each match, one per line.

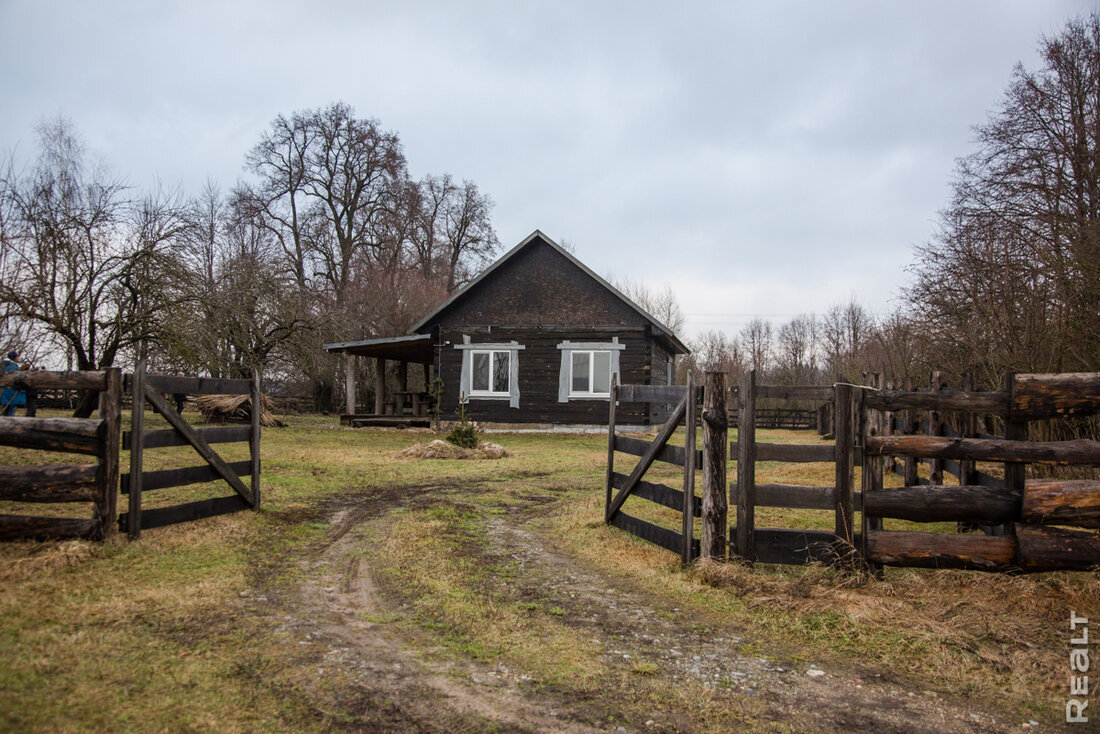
left=0, top=366, right=262, bottom=542
left=0, top=369, right=121, bottom=541
left=605, top=370, right=1100, bottom=574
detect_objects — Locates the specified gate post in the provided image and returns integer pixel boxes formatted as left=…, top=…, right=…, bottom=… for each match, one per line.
left=128, top=361, right=146, bottom=538
left=98, top=367, right=122, bottom=538
left=834, top=383, right=854, bottom=556
left=701, top=371, right=727, bottom=560
left=681, top=373, right=697, bottom=565
left=735, top=370, right=756, bottom=562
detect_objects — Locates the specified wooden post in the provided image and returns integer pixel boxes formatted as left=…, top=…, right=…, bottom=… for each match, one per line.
left=127, top=361, right=146, bottom=538
left=374, top=357, right=385, bottom=415
left=834, top=383, right=854, bottom=552
left=398, top=360, right=408, bottom=414
left=251, top=369, right=262, bottom=511
left=929, top=371, right=944, bottom=485
left=903, top=376, right=918, bottom=487
left=605, top=374, right=617, bottom=520
left=701, top=371, right=727, bottom=561
left=682, top=373, right=697, bottom=566
left=344, top=355, right=356, bottom=416
left=735, top=370, right=756, bottom=563
left=859, top=383, right=884, bottom=575
left=97, top=367, right=121, bottom=538
left=1002, top=372, right=1025, bottom=538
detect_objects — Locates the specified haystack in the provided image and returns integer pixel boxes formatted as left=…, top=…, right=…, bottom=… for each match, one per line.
left=193, top=393, right=285, bottom=427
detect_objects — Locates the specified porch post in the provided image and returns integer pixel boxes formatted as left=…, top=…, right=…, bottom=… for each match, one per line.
left=398, top=360, right=408, bottom=414
left=374, top=357, right=385, bottom=415
left=345, top=354, right=356, bottom=415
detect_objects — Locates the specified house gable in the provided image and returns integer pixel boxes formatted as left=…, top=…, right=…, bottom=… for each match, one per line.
left=412, top=230, right=688, bottom=354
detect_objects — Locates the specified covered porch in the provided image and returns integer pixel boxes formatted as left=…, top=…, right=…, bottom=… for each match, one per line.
left=323, top=334, right=435, bottom=427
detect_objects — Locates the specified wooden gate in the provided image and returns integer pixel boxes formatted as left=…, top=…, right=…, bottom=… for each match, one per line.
left=731, top=372, right=860, bottom=566
left=604, top=375, right=700, bottom=564
left=120, top=362, right=261, bottom=537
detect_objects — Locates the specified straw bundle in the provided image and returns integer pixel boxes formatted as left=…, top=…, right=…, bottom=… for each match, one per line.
left=193, top=393, right=285, bottom=427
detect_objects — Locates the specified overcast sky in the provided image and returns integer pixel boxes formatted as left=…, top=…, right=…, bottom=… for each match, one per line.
left=1, top=1, right=1092, bottom=340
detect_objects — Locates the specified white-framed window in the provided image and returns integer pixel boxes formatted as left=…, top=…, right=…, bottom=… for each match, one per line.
left=470, top=349, right=511, bottom=397
left=557, top=338, right=625, bottom=402
left=570, top=350, right=612, bottom=397
left=455, top=338, right=524, bottom=408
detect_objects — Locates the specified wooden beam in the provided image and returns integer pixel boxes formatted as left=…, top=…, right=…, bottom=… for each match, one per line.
left=609, top=511, right=693, bottom=556
left=1013, top=372, right=1100, bottom=419
left=0, top=514, right=101, bottom=542
left=374, top=357, right=385, bottom=415
left=0, top=416, right=102, bottom=455
left=835, top=383, right=854, bottom=548
left=251, top=370, right=262, bottom=511
left=862, top=485, right=1021, bottom=524
left=863, top=388, right=1010, bottom=416
left=700, top=371, right=727, bottom=561
left=0, top=464, right=99, bottom=502
left=1022, top=479, right=1100, bottom=528
left=617, top=384, right=688, bottom=403
left=142, top=386, right=253, bottom=504
left=614, top=435, right=703, bottom=468
left=122, top=494, right=251, bottom=532
left=682, top=373, right=698, bottom=565
left=864, top=435, right=1100, bottom=465
left=606, top=393, right=688, bottom=521
left=143, top=375, right=252, bottom=395
left=605, top=377, right=617, bottom=520
left=345, top=355, right=356, bottom=416
left=127, top=361, right=146, bottom=538
left=756, top=385, right=835, bottom=401
left=611, top=472, right=701, bottom=516
left=122, top=460, right=253, bottom=493
left=1016, top=524, right=1100, bottom=571
left=866, top=530, right=1017, bottom=570
left=124, top=425, right=250, bottom=450
left=755, top=442, right=834, bottom=463
left=735, top=370, right=756, bottom=562
left=97, top=368, right=121, bottom=537
left=0, top=370, right=108, bottom=391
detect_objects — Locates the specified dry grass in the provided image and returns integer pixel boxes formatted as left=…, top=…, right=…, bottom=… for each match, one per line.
left=398, top=439, right=507, bottom=460
left=194, top=392, right=285, bottom=427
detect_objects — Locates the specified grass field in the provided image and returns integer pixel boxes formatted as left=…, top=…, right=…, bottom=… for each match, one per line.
left=0, top=411, right=1095, bottom=731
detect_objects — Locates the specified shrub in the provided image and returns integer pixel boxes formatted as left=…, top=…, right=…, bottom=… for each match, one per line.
left=446, top=399, right=479, bottom=449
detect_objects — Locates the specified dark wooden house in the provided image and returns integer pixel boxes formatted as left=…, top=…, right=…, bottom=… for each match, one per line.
left=325, top=230, right=689, bottom=426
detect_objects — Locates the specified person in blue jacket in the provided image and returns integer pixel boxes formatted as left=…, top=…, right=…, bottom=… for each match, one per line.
left=2, top=351, right=26, bottom=416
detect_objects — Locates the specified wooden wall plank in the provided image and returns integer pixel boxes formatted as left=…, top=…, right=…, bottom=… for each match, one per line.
left=614, top=435, right=703, bottom=468
left=618, top=384, right=687, bottom=404
left=608, top=511, right=687, bottom=555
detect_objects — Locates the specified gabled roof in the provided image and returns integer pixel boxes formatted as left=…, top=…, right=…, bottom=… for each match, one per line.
left=410, top=229, right=689, bottom=354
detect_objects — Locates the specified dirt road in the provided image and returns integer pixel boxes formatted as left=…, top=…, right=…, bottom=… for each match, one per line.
left=254, top=487, right=1027, bottom=733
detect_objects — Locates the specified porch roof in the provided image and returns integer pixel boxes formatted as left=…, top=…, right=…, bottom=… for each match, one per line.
left=322, top=334, right=434, bottom=363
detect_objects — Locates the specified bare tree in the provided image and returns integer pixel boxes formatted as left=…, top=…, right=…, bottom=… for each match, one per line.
left=616, top=278, right=686, bottom=335
left=739, top=317, right=773, bottom=375
left=908, top=14, right=1100, bottom=378
left=0, top=118, right=188, bottom=398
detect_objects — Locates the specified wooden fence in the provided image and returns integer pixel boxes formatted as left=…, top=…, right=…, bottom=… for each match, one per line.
left=605, top=376, right=701, bottom=564
left=120, top=362, right=261, bottom=537
left=0, top=369, right=121, bottom=541
left=604, top=370, right=1100, bottom=574
left=861, top=372, right=1100, bottom=572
